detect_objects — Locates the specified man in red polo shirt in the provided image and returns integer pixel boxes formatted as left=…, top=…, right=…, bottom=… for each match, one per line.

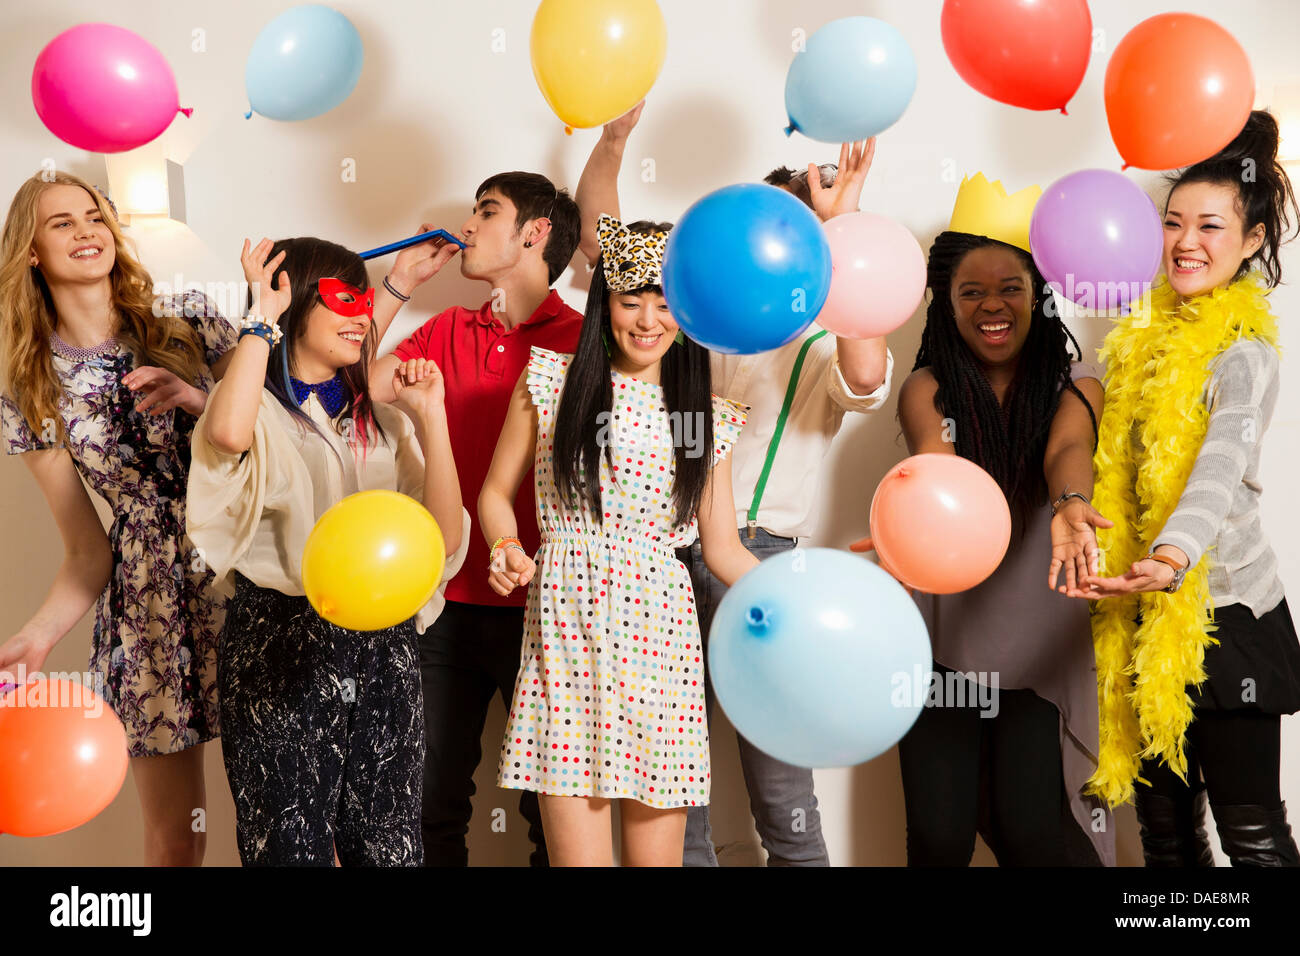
left=368, top=172, right=583, bottom=866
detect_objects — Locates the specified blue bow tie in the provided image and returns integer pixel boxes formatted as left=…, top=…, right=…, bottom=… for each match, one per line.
left=290, top=375, right=349, bottom=418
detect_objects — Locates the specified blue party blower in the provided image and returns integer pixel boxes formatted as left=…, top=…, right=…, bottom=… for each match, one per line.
left=360, top=229, right=465, bottom=261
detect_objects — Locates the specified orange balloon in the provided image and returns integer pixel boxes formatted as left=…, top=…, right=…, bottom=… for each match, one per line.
left=1104, top=13, right=1253, bottom=171
left=0, top=679, right=128, bottom=837
left=869, top=454, right=1011, bottom=594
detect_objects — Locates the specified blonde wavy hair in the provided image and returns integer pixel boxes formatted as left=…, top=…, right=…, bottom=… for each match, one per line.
left=0, top=170, right=205, bottom=444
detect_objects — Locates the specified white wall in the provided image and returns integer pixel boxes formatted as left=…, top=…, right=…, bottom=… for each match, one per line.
left=1, top=0, right=1296, bottom=866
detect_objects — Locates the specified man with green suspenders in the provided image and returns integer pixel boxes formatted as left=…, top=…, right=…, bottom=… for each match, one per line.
left=575, top=103, right=893, bottom=866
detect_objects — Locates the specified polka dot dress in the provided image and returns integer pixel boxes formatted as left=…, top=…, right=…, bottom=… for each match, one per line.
left=497, top=347, right=747, bottom=809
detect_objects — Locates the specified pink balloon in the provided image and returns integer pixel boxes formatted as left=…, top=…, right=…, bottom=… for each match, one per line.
left=32, top=24, right=188, bottom=154
left=817, top=212, right=926, bottom=338
left=869, top=453, right=1011, bottom=594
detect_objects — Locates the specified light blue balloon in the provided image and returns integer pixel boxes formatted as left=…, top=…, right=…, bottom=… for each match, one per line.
left=662, top=183, right=829, bottom=355
left=245, top=4, right=363, bottom=121
left=785, top=16, right=917, bottom=143
left=709, top=548, right=931, bottom=768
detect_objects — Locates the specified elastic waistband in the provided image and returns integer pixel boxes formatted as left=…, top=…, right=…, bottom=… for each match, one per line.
left=543, top=529, right=680, bottom=559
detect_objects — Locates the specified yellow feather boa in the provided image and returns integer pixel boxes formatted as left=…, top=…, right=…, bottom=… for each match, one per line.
left=1088, top=273, right=1279, bottom=807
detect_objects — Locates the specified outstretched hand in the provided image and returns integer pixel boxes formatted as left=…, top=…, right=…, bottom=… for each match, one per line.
left=1049, top=499, right=1114, bottom=597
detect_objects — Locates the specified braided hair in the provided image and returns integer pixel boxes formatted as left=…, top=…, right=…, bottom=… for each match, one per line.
left=912, top=231, right=1096, bottom=528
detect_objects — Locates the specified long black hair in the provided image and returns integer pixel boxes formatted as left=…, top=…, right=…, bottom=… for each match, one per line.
left=552, top=220, right=714, bottom=529
left=912, top=231, right=1096, bottom=527
left=244, top=237, right=386, bottom=452
left=1166, top=109, right=1298, bottom=288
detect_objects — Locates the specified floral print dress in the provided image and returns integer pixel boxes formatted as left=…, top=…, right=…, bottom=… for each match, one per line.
left=0, top=292, right=235, bottom=756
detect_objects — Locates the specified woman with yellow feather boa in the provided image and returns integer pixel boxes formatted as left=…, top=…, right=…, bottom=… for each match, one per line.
left=1075, top=111, right=1300, bottom=866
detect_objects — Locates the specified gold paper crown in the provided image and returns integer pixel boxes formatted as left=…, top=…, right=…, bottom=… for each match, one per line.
left=948, top=173, right=1041, bottom=253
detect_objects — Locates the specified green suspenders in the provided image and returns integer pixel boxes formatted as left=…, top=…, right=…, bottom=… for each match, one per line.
left=745, top=329, right=829, bottom=539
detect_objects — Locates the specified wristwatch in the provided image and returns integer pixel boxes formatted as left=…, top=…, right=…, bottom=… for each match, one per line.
left=1148, top=551, right=1187, bottom=593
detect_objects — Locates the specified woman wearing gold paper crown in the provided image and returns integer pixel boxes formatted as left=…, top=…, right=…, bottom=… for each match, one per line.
left=871, top=171, right=1114, bottom=865
left=1075, top=111, right=1300, bottom=867
left=478, top=214, right=759, bottom=866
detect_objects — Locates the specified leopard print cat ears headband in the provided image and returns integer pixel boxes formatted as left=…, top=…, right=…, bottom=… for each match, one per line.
left=596, top=213, right=668, bottom=293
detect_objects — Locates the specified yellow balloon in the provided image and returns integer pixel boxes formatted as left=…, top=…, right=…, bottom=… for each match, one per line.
left=301, top=490, right=446, bottom=632
left=530, top=0, right=667, bottom=129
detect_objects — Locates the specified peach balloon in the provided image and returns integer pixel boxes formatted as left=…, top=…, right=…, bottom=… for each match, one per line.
left=817, top=212, right=926, bottom=339
left=869, top=454, right=1011, bottom=594
left=0, top=679, right=128, bottom=837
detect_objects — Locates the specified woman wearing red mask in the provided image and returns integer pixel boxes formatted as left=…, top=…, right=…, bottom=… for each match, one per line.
left=186, top=237, right=469, bottom=866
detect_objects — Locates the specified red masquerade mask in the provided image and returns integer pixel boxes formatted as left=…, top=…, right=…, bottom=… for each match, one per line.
left=318, top=277, right=374, bottom=319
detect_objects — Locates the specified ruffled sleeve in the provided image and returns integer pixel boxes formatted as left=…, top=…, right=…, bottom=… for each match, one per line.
left=525, top=346, right=570, bottom=411
left=186, top=380, right=316, bottom=598
left=0, top=394, right=53, bottom=455
left=711, top=394, right=749, bottom=466
left=158, top=291, right=237, bottom=369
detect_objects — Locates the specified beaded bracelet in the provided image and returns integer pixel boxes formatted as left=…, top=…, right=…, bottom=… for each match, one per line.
left=488, top=536, right=526, bottom=569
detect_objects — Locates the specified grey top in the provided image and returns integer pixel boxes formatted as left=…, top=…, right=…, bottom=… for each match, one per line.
left=911, top=361, right=1116, bottom=866
left=1153, top=338, right=1284, bottom=618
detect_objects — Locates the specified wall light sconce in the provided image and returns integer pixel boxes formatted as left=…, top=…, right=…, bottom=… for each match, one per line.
left=103, top=140, right=186, bottom=225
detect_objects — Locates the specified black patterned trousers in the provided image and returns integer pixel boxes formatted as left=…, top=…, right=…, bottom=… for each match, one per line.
left=218, top=571, right=424, bottom=866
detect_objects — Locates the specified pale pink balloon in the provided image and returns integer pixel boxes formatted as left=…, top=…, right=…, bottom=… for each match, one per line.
left=817, top=211, right=926, bottom=338
left=869, top=453, right=1011, bottom=594
left=31, top=23, right=188, bottom=154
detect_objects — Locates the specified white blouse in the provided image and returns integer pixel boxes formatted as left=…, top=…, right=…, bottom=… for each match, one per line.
left=186, top=380, right=469, bottom=633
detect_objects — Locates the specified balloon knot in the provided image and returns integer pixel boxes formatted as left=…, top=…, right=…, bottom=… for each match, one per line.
left=897, top=467, right=911, bottom=478
left=1059, top=106, right=1069, bottom=116
left=783, top=123, right=796, bottom=138
left=179, top=107, right=194, bottom=119
left=564, top=125, right=574, bottom=136
left=746, top=605, right=771, bottom=634
left=1121, top=163, right=1130, bottom=171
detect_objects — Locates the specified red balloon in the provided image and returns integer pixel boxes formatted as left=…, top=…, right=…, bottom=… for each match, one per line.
left=941, top=0, right=1092, bottom=112
left=869, top=454, right=1011, bottom=594
left=1104, top=13, right=1254, bottom=171
left=0, top=679, right=128, bottom=837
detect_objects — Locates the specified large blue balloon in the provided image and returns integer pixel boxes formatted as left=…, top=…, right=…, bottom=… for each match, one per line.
left=662, top=184, right=830, bottom=355
left=709, top=548, right=931, bottom=768
left=785, top=17, right=917, bottom=143
left=245, top=5, right=363, bottom=121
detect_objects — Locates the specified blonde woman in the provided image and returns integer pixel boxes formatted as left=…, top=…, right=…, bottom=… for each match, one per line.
left=0, top=172, right=235, bottom=864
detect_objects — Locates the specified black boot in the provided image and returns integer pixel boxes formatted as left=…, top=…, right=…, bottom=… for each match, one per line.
left=1135, top=787, right=1215, bottom=867
left=1211, top=801, right=1300, bottom=867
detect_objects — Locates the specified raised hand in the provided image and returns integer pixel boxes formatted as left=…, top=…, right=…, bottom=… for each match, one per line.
left=389, top=222, right=462, bottom=295
left=391, top=357, right=446, bottom=420
left=240, top=238, right=292, bottom=322
left=603, top=100, right=645, bottom=143
left=808, top=138, right=876, bottom=222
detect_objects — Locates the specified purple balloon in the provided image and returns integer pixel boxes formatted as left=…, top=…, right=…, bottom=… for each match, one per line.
left=1029, top=169, right=1162, bottom=312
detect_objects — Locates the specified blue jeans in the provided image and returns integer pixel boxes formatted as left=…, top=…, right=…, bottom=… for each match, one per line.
left=678, top=530, right=830, bottom=866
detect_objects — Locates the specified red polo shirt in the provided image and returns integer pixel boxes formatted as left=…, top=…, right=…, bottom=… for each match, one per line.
left=393, top=289, right=583, bottom=607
